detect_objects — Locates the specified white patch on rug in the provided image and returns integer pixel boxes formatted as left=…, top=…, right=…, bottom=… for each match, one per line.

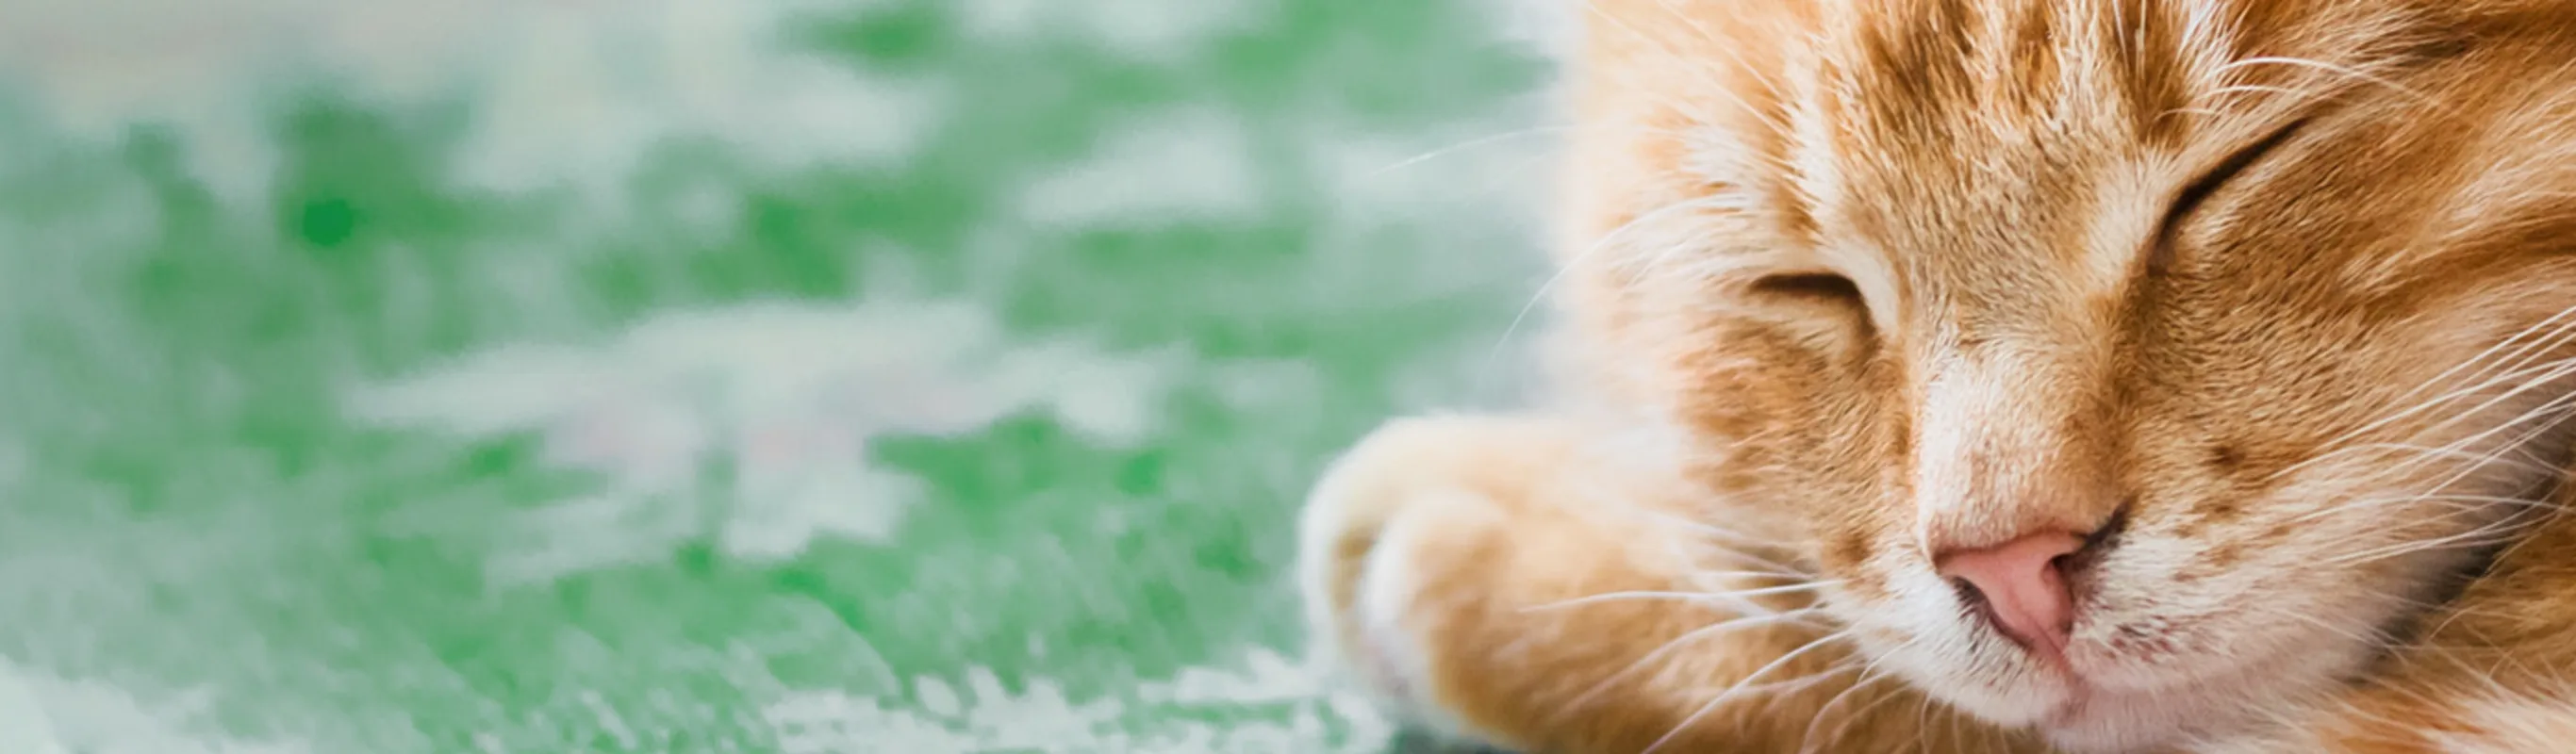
left=763, top=647, right=1395, bottom=754
left=0, top=660, right=65, bottom=754
left=1479, top=0, right=1578, bottom=59
left=448, top=0, right=943, bottom=200
left=1016, top=108, right=1265, bottom=229
left=956, top=0, right=1273, bottom=61
left=0, top=659, right=307, bottom=754
left=0, top=0, right=934, bottom=203
left=346, top=296, right=1180, bottom=583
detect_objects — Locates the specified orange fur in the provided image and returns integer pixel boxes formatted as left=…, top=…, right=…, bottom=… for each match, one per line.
left=1301, top=1, right=2576, bottom=751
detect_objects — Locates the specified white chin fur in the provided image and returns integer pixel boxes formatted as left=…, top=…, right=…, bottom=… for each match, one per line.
left=2007, top=631, right=2369, bottom=752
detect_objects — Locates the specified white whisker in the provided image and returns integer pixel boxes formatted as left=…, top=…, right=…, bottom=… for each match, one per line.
left=1363, top=125, right=1573, bottom=179
left=1641, top=630, right=1857, bottom=753
left=1479, top=192, right=1744, bottom=383
left=1799, top=636, right=1917, bottom=754
left=1555, top=608, right=1831, bottom=717
left=2217, top=55, right=2439, bottom=107
left=1525, top=581, right=1846, bottom=613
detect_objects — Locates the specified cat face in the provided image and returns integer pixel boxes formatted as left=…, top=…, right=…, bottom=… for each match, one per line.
left=1563, top=1, right=2576, bottom=749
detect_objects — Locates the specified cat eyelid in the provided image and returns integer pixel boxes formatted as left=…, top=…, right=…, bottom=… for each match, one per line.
left=1746, top=270, right=1866, bottom=303
left=2146, top=119, right=2311, bottom=273
left=1742, top=269, right=1879, bottom=341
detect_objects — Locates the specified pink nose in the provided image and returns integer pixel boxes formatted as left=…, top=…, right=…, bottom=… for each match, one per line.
left=1935, top=532, right=2087, bottom=659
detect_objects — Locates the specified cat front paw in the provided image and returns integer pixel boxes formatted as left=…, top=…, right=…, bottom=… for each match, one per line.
left=1296, top=416, right=1517, bottom=743
left=1293, top=415, right=1871, bottom=754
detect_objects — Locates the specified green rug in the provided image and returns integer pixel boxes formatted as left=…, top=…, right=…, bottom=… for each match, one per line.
left=0, top=1, right=1558, bottom=751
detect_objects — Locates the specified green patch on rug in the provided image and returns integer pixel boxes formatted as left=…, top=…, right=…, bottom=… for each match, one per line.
left=0, top=0, right=1556, bottom=750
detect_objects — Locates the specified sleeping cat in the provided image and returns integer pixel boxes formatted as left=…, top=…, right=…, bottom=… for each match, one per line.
left=1297, top=1, right=2576, bottom=751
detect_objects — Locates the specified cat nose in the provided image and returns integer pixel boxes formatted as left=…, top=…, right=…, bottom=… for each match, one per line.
left=1934, top=532, right=2087, bottom=660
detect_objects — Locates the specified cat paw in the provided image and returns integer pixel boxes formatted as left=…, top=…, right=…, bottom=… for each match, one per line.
left=1296, top=416, right=1548, bottom=745
left=1295, top=415, right=1846, bottom=753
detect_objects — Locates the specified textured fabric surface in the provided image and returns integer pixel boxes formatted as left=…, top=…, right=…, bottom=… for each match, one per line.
left=0, top=1, right=1556, bottom=752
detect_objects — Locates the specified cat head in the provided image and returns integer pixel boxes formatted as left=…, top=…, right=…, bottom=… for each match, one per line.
left=1560, top=0, right=2576, bottom=749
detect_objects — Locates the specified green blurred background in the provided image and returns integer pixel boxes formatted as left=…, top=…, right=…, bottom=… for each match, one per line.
left=0, top=1, right=1560, bottom=751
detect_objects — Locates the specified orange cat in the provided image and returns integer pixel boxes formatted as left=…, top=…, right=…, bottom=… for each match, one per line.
left=1299, top=1, right=2576, bottom=752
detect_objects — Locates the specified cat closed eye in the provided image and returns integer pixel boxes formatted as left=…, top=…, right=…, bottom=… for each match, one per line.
left=1747, top=271, right=1865, bottom=304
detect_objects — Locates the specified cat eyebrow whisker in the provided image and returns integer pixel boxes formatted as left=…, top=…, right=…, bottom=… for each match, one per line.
left=2169, top=81, right=2340, bottom=125
left=1482, top=192, right=1748, bottom=391
left=2199, top=83, right=2318, bottom=104
left=2215, top=55, right=2443, bottom=109
left=1643, top=0, right=1793, bottom=107
left=1585, top=1, right=1796, bottom=137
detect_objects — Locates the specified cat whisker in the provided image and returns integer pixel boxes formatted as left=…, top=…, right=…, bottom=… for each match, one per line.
left=1553, top=607, right=1833, bottom=718
left=1639, top=508, right=1785, bottom=548
left=2200, top=83, right=2316, bottom=103
left=2471, top=500, right=2576, bottom=586
left=2286, top=492, right=2560, bottom=526
left=2271, top=349, right=2576, bottom=485
left=1623, top=507, right=1816, bottom=578
left=1798, top=636, right=1918, bottom=754
left=2216, top=55, right=2441, bottom=108
left=2178, top=81, right=2341, bottom=123
left=1687, top=568, right=1833, bottom=583
left=1362, top=125, right=1574, bottom=179
left=2273, top=303, right=2576, bottom=479
left=1642, top=630, right=1858, bottom=754
left=1908, top=694, right=1935, bottom=754
left=1690, top=551, right=1817, bottom=586
left=1645, top=0, right=1794, bottom=106
left=2338, top=443, right=2553, bottom=477
left=1552, top=479, right=1817, bottom=582
left=1526, top=581, right=1847, bottom=614
left=1804, top=671, right=1912, bottom=754
left=2258, top=602, right=2401, bottom=648
left=1586, top=1, right=1796, bottom=137
left=2255, top=604, right=2497, bottom=736
left=2320, top=511, right=2545, bottom=569
left=2350, top=379, right=2576, bottom=489
left=1482, top=192, right=1744, bottom=382
left=2289, top=378, right=2576, bottom=487
left=2414, top=410, right=2576, bottom=494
